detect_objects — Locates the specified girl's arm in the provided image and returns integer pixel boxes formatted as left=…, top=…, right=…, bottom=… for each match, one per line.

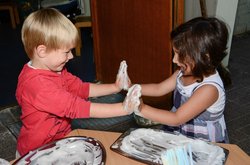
left=140, top=84, right=219, bottom=126
left=89, top=102, right=128, bottom=118
left=140, top=70, right=179, bottom=97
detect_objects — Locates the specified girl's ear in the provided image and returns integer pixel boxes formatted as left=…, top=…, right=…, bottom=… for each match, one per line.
left=36, top=45, right=47, bottom=58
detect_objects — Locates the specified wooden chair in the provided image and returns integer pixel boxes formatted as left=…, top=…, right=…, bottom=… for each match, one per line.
left=74, top=15, right=91, bottom=56
left=0, top=2, right=20, bottom=29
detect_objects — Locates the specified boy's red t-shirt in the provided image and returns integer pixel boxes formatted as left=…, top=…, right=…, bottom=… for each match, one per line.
left=16, top=64, right=91, bottom=156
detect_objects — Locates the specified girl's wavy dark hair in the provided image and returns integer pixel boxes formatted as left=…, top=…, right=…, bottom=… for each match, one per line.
left=171, top=17, right=229, bottom=82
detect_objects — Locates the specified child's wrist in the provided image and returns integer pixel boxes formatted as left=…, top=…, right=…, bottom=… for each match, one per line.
left=114, top=83, right=121, bottom=93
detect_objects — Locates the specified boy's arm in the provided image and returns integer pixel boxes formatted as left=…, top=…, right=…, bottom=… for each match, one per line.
left=88, top=61, right=131, bottom=97
left=63, top=69, right=90, bottom=98
left=88, top=83, right=121, bottom=97
left=87, top=83, right=138, bottom=118
left=89, top=102, right=129, bottom=118
left=88, top=84, right=141, bottom=118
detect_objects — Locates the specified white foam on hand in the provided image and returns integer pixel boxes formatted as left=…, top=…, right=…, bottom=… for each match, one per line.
left=117, top=60, right=130, bottom=90
left=123, top=84, right=142, bottom=114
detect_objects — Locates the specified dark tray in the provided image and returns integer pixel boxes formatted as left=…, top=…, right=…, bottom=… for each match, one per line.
left=110, top=128, right=229, bottom=165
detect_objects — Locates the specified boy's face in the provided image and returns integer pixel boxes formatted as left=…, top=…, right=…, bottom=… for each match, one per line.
left=43, top=47, right=74, bottom=72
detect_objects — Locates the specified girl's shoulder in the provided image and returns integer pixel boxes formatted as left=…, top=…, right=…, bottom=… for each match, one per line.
left=191, top=72, right=225, bottom=103
left=199, top=71, right=224, bottom=90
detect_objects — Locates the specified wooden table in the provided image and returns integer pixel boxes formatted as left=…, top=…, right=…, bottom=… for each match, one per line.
left=67, top=129, right=250, bottom=165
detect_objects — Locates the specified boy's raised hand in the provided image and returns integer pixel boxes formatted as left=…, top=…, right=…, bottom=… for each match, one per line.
left=123, top=84, right=141, bottom=114
left=116, top=60, right=131, bottom=90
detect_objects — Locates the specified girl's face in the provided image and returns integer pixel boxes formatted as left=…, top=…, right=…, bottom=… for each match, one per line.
left=172, top=47, right=193, bottom=75
left=43, top=47, right=74, bottom=72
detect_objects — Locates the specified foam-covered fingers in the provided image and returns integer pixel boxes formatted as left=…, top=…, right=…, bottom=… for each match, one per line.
left=134, top=98, right=143, bottom=117
left=117, top=60, right=130, bottom=90
left=123, top=84, right=142, bottom=114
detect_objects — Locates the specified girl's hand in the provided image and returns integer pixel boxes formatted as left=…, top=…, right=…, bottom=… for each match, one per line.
left=123, top=84, right=141, bottom=114
left=134, top=98, right=144, bottom=117
left=116, top=60, right=131, bottom=90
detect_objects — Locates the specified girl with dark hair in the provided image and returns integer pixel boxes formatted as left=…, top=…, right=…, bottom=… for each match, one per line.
left=134, top=17, right=229, bottom=143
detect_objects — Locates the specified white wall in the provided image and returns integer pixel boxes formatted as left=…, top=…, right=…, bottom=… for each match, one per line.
left=81, top=0, right=91, bottom=16
left=215, top=0, right=239, bottom=67
left=185, top=0, right=218, bottom=21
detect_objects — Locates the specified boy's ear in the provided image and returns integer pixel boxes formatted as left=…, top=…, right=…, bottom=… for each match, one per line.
left=36, top=45, right=47, bottom=58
